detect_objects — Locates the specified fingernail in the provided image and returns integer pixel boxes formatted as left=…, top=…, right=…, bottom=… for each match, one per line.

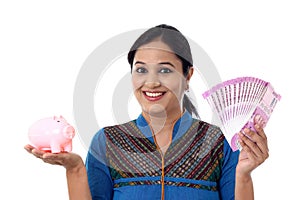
left=244, top=128, right=250, bottom=133
left=255, top=115, right=262, bottom=120
left=255, top=124, right=260, bottom=129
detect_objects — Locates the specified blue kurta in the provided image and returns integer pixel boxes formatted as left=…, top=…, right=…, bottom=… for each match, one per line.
left=86, top=112, right=239, bottom=200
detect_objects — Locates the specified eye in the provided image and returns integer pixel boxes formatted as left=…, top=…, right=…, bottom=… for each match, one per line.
left=136, top=67, right=148, bottom=73
left=159, top=68, right=172, bottom=73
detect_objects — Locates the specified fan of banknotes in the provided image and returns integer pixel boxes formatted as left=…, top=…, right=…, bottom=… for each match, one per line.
left=202, top=76, right=281, bottom=151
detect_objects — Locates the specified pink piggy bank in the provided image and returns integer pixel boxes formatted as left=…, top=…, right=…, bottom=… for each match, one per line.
left=28, top=115, right=75, bottom=153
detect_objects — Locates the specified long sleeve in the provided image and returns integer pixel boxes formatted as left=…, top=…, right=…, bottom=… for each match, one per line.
left=85, top=129, right=113, bottom=200
left=218, top=139, right=240, bottom=200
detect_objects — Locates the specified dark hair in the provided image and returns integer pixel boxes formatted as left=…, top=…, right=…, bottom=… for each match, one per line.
left=127, top=24, right=199, bottom=118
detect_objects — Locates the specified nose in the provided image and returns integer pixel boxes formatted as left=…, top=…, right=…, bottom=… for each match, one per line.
left=144, top=74, right=161, bottom=88
left=145, top=81, right=161, bottom=88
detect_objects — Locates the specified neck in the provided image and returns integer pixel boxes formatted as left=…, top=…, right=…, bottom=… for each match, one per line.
left=142, top=109, right=184, bottom=134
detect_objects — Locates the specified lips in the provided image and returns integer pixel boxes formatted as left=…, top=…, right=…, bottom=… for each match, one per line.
left=143, top=91, right=166, bottom=101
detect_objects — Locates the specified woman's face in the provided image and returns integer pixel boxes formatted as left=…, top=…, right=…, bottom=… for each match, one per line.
left=131, top=40, right=193, bottom=117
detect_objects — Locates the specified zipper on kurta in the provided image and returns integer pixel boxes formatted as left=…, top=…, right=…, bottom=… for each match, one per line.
left=153, top=136, right=165, bottom=200
left=151, top=124, right=174, bottom=200
left=160, top=151, right=165, bottom=200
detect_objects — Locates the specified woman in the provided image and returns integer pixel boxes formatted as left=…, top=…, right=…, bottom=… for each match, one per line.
left=25, top=24, right=269, bottom=200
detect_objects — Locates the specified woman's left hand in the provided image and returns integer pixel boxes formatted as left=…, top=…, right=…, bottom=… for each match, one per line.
left=236, top=115, right=269, bottom=177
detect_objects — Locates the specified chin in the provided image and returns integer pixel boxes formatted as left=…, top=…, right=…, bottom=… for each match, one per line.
left=144, top=105, right=167, bottom=116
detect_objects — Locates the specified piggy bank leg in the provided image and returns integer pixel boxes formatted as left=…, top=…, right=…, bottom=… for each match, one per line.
left=63, top=142, right=72, bottom=152
left=50, top=142, right=62, bottom=153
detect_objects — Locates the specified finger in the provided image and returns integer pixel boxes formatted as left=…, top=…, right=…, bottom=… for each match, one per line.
left=239, top=130, right=269, bottom=163
left=24, top=144, right=44, bottom=158
left=244, top=127, right=269, bottom=152
left=238, top=139, right=256, bottom=163
left=254, top=123, right=268, bottom=140
left=238, top=138, right=267, bottom=172
left=254, top=115, right=265, bottom=127
left=247, top=125, right=269, bottom=153
left=255, top=124, right=269, bottom=153
left=24, top=144, right=35, bottom=153
left=31, top=148, right=47, bottom=159
left=239, top=131, right=263, bottom=159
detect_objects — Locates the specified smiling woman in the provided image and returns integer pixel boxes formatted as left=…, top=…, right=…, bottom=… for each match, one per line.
left=131, top=41, right=193, bottom=155
left=128, top=24, right=199, bottom=120
left=25, top=24, right=270, bottom=200
left=132, top=41, right=190, bottom=119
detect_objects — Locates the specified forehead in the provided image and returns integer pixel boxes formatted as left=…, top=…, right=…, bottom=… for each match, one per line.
left=134, top=40, right=181, bottom=64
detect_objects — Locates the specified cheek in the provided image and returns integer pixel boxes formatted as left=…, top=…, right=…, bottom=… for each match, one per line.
left=131, top=75, right=144, bottom=91
left=162, top=76, right=186, bottom=95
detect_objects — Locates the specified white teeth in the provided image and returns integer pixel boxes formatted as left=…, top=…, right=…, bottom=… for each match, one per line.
left=145, top=92, right=163, bottom=97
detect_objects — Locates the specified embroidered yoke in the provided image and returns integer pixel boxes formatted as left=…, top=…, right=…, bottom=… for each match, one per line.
left=86, top=112, right=239, bottom=200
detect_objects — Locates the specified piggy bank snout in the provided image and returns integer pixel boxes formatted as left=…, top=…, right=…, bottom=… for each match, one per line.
left=63, top=125, right=75, bottom=139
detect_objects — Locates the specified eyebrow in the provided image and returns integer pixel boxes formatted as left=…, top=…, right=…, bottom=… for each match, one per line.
left=134, top=61, right=146, bottom=65
left=134, top=61, right=175, bottom=68
left=159, top=62, right=175, bottom=68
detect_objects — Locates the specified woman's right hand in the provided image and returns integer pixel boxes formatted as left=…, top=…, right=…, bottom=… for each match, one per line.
left=24, top=144, right=84, bottom=172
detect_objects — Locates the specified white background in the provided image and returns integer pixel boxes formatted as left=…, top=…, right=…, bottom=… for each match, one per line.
left=1, top=0, right=299, bottom=199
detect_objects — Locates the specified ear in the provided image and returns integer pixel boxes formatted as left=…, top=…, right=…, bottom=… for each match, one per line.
left=59, top=115, right=67, bottom=123
left=186, top=66, right=194, bottom=82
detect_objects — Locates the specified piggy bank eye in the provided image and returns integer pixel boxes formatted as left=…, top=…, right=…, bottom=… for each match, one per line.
left=57, top=120, right=60, bottom=122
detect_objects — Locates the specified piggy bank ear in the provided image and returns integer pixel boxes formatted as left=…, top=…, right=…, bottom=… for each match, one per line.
left=53, top=116, right=64, bottom=123
left=59, top=115, right=68, bottom=123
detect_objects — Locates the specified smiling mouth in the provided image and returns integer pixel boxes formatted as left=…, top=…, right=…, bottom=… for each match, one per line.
left=143, top=91, right=166, bottom=101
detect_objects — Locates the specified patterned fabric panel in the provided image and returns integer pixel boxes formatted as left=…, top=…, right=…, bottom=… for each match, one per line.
left=105, top=121, right=162, bottom=180
left=164, top=120, right=224, bottom=183
left=104, top=119, right=224, bottom=191
left=114, top=180, right=217, bottom=191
